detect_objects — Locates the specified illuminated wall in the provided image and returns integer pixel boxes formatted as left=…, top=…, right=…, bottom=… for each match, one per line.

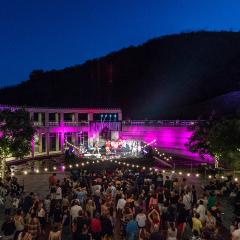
left=120, top=125, right=214, bottom=163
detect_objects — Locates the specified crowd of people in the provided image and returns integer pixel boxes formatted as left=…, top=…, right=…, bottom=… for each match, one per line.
left=0, top=164, right=239, bottom=240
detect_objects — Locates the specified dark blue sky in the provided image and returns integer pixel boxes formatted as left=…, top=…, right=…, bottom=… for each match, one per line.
left=1, top=0, right=240, bottom=87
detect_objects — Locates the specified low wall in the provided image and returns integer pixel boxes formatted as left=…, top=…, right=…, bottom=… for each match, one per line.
left=121, top=125, right=213, bottom=163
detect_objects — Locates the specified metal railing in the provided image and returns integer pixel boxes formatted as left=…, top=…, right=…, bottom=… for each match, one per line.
left=122, top=120, right=199, bottom=127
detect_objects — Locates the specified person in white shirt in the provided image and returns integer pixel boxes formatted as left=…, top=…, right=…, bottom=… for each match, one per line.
left=196, top=200, right=206, bottom=223
left=70, top=200, right=82, bottom=221
left=136, top=209, right=147, bottom=238
left=55, top=185, right=62, bottom=200
left=117, top=195, right=126, bottom=214
left=183, top=191, right=192, bottom=211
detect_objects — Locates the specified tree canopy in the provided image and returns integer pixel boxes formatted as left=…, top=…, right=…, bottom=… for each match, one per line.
left=0, top=108, right=35, bottom=177
left=186, top=117, right=240, bottom=168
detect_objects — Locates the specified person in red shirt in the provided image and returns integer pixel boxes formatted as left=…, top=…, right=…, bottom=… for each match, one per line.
left=49, top=173, right=57, bottom=188
left=91, top=212, right=102, bottom=240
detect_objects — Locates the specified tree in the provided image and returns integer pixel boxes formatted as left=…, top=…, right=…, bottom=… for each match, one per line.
left=0, top=108, right=35, bottom=178
left=186, top=116, right=240, bottom=168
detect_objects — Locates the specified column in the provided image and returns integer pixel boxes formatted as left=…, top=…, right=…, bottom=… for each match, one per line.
left=45, top=112, right=49, bottom=127
left=118, top=111, right=122, bottom=121
left=88, top=113, right=93, bottom=121
left=39, top=133, right=42, bottom=153
left=75, top=113, right=78, bottom=122
left=72, top=133, right=76, bottom=145
left=46, top=132, right=50, bottom=156
left=75, top=132, right=79, bottom=146
left=31, top=138, right=35, bottom=159
left=60, top=132, right=65, bottom=152
left=71, top=113, right=75, bottom=122
left=56, top=133, right=60, bottom=151
left=29, top=112, right=34, bottom=121
left=55, top=113, right=59, bottom=123
left=60, top=113, right=64, bottom=126
left=38, top=113, right=42, bottom=124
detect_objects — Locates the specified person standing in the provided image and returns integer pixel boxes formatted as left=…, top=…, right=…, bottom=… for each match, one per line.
left=1, top=216, right=16, bottom=240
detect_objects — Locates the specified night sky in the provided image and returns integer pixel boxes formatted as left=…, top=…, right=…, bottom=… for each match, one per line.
left=1, top=0, right=240, bottom=87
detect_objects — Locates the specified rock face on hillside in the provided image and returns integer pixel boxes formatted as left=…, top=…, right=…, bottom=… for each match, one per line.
left=0, top=31, right=239, bottom=119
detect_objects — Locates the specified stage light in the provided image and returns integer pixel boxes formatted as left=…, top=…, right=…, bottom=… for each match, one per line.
left=179, top=172, right=182, bottom=175
left=69, top=165, right=72, bottom=168
left=24, top=171, right=28, bottom=175
left=82, top=163, right=85, bottom=166
left=44, top=168, right=48, bottom=172
left=235, top=178, right=238, bottom=182
left=196, top=173, right=199, bottom=177
left=162, top=170, right=165, bottom=173
left=221, top=176, right=224, bottom=179
left=35, top=169, right=39, bottom=173
left=75, top=164, right=79, bottom=167
left=187, top=173, right=190, bottom=177
left=149, top=168, right=152, bottom=171
left=172, top=170, right=175, bottom=173
left=155, top=168, right=158, bottom=172
left=53, top=166, right=57, bottom=170
left=11, top=172, right=15, bottom=176
left=142, top=167, right=146, bottom=170
left=208, top=175, right=212, bottom=179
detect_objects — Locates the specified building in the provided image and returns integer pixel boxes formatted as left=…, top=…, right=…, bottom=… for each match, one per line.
left=0, top=105, right=212, bottom=164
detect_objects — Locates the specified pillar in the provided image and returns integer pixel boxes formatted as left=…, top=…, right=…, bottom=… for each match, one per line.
left=75, top=113, right=78, bottom=122
left=56, top=133, right=60, bottom=151
left=31, top=138, right=35, bottom=159
left=118, top=112, right=122, bottom=121
left=39, top=133, right=42, bottom=153
left=60, top=113, right=64, bottom=126
left=45, top=112, right=49, bottom=127
left=29, top=112, right=34, bottom=121
left=71, top=113, right=75, bottom=122
left=46, top=133, right=50, bottom=156
left=38, top=113, right=42, bottom=124
left=60, top=132, right=65, bottom=152
left=75, top=132, right=79, bottom=146
left=55, top=113, right=59, bottom=123
left=88, top=113, right=93, bottom=121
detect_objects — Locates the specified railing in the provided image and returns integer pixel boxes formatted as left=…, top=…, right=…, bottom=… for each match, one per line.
left=64, top=121, right=89, bottom=127
left=33, top=122, right=44, bottom=127
left=48, top=121, right=60, bottom=126
left=122, top=120, right=199, bottom=127
left=90, top=121, right=122, bottom=131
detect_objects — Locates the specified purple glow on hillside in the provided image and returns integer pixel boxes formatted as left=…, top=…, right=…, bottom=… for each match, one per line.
left=120, top=126, right=214, bottom=163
